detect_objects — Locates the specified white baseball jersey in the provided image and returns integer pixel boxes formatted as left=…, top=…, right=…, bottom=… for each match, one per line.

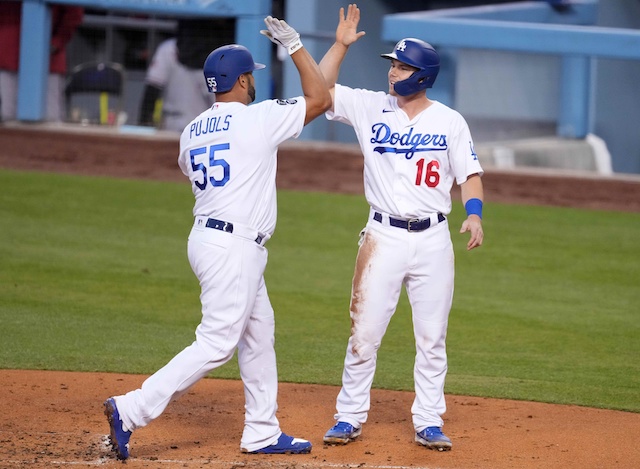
left=325, top=84, right=484, bottom=433
left=146, top=38, right=214, bottom=132
left=178, top=98, right=306, bottom=236
left=327, top=84, right=483, bottom=217
left=114, top=95, right=309, bottom=453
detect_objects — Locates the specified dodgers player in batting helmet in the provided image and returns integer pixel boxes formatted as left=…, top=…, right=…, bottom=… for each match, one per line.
left=103, top=16, right=331, bottom=460
left=203, top=44, right=266, bottom=96
left=380, top=38, right=440, bottom=95
left=319, top=4, right=484, bottom=451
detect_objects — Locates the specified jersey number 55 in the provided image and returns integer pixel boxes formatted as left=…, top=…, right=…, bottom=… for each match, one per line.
left=190, top=144, right=230, bottom=190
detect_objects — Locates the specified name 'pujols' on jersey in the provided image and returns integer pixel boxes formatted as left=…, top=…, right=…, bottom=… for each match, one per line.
left=189, top=114, right=232, bottom=139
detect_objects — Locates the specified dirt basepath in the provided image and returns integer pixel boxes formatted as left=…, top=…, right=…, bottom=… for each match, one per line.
left=1, top=370, right=638, bottom=469
left=1, top=126, right=639, bottom=469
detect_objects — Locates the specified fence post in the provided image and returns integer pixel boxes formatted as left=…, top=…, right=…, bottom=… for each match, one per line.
left=558, top=55, right=592, bottom=138
left=17, top=0, right=51, bottom=122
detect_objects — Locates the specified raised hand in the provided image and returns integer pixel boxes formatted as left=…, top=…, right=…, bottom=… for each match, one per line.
left=336, top=4, right=366, bottom=47
left=260, top=16, right=303, bottom=55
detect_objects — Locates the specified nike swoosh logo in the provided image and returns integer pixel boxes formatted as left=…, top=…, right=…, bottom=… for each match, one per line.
left=383, top=109, right=393, bottom=113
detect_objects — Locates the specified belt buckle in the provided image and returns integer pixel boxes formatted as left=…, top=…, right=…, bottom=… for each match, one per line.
left=407, top=218, right=420, bottom=232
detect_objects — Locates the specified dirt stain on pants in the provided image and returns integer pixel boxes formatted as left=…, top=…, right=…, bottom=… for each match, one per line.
left=349, top=229, right=377, bottom=358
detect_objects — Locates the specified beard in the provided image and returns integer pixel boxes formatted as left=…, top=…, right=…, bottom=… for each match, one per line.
left=248, top=82, right=256, bottom=103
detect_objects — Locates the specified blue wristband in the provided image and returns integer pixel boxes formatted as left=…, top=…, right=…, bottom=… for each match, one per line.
left=465, top=198, right=483, bottom=218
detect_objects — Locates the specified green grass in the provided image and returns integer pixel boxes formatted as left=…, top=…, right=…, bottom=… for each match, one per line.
left=0, top=169, right=638, bottom=412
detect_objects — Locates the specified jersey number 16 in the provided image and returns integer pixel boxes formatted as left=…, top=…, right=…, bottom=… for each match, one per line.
left=415, top=158, right=440, bottom=187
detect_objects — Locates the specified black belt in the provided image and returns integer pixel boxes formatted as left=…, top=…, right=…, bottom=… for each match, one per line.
left=373, top=212, right=445, bottom=232
left=205, top=218, right=264, bottom=244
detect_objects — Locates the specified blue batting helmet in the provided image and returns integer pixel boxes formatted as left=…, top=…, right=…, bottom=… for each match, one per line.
left=381, top=38, right=440, bottom=96
left=203, top=44, right=265, bottom=94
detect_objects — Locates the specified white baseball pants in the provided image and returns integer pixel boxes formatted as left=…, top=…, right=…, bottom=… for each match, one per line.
left=334, top=215, right=454, bottom=431
left=114, top=223, right=281, bottom=452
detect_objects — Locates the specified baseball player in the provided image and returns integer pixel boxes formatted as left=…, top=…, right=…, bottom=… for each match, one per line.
left=103, top=16, right=331, bottom=460
left=319, top=5, right=484, bottom=451
left=137, top=36, right=213, bottom=132
left=138, top=19, right=235, bottom=132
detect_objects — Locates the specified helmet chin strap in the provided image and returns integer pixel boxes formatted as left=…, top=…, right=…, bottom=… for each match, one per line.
left=382, top=38, right=440, bottom=96
left=393, top=69, right=436, bottom=96
left=393, top=74, right=421, bottom=96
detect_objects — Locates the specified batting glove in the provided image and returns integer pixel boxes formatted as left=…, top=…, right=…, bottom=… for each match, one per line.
left=260, top=16, right=303, bottom=55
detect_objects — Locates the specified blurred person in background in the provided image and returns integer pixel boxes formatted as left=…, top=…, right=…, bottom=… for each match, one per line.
left=138, top=17, right=235, bottom=132
left=0, top=1, right=83, bottom=122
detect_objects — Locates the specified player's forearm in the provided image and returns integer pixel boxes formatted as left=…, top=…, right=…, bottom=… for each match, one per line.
left=460, top=174, right=484, bottom=221
left=319, top=42, right=349, bottom=89
left=460, top=173, right=484, bottom=204
left=321, top=3, right=365, bottom=87
left=291, top=47, right=332, bottom=124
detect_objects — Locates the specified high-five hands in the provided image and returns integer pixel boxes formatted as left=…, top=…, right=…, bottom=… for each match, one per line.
left=336, top=4, right=366, bottom=47
left=261, top=16, right=303, bottom=55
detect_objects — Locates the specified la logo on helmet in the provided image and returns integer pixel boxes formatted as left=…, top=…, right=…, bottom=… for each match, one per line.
left=396, top=40, right=407, bottom=52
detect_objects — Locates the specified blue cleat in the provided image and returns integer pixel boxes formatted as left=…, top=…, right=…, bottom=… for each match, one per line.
left=244, top=432, right=312, bottom=454
left=415, top=426, right=452, bottom=451
left=323, top=421, right=362, bottom=445
left=103, top=398, right=132, bottom=460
